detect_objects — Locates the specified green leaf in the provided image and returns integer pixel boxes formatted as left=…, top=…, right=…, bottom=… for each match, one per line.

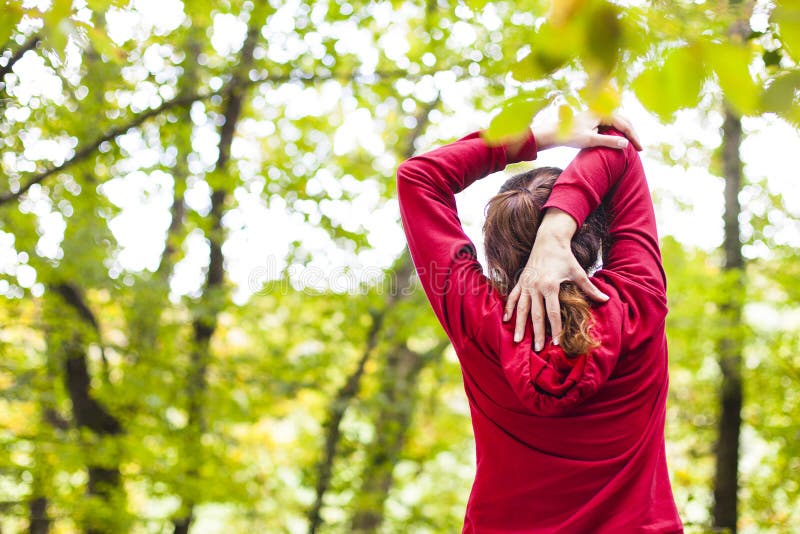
left=512, top=21, right=577, bottom=81
left=704, top=41, right=759, bottom=116
left=762, top=71, right=800, bottom=113
left=632, top=45, right=705, bottom=121
left=483, top=91, right=549, bottom=144
left=584, top=1, right=622, bottom=76
left=510, top=53, right=540, bottom=83
left=773, top=3, right=800, bottom=61
left=0, top=5, right=23, bottom=47
left=42, top=0, right=74, bottom=60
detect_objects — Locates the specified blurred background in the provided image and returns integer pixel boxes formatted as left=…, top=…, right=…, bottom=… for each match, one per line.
left=0, top=0, right=798, bottom=532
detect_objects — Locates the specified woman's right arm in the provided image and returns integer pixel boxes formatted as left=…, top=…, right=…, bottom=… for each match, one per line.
left=544, top=127, right=665, bottom=291
left=509, top=127, right=667, bottom=350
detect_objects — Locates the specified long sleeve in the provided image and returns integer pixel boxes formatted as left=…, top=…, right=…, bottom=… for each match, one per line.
left=471, top=128, right=666, bottom=416
left=396, top=131, right=538, bottom=347
left=542, top=127, right=666, bottom=297
left=542, top=127, right=668, bottom=353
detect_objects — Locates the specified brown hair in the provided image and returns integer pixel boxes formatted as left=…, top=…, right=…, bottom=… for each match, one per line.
left=482, top=167, right=608, bottom=357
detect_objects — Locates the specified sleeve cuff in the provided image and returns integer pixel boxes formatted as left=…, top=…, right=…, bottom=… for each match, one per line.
left=511, top=129, right=538, bottom=163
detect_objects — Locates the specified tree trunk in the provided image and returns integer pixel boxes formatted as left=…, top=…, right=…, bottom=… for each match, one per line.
left=51, top=283, right=123, bottom=534
left=28, top=496, right=49, bottom=534
left=306, top=255, right=417, bottom=534
left=307, top=95, right=439, bottom=533
left=28, top=357, right=69, bottom=534
left=712, top=107, right=744, bottom=533
left=170, top=18, right=260, bottom=534
left=350, top=341, right=447, bottom=531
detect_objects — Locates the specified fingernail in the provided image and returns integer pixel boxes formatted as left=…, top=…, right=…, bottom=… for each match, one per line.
left=514, top=334, right=521, bottom=343
left=617, top=138, right=628, bottom=148
left=601, top=293, right=609, bottom=300
left=553, top=337, right=559, bottom=346
left=534, top=342, right=542, bottom=352
left=503, top=312, right=509, bottom=322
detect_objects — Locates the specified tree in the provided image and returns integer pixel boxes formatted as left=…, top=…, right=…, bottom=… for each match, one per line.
left=0, top=1, right=798, bottom=532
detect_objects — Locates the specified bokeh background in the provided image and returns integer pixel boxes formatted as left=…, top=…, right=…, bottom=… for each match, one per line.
left=1, top=0, right=799, bottom=532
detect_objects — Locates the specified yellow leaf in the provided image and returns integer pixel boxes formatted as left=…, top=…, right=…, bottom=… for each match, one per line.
left=484, top=90, right=550, bottom=144
left=584, top=80, right=621, bottom=116
left=549, top=0, right=590, bottom=28
left=556, top=104, right=575, bottom=139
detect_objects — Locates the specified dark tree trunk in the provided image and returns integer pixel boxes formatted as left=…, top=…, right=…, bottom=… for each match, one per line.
left=712, top=107, right=744, bottom=533
left=170, top=18, right=260, bottom=534
left=155, top=32, right=199, bottom=281
left=349, top=342, right=446, bottom=532
left=28, top=496, right=49, bottom=534
left=51, top=283, right=123, bottom=534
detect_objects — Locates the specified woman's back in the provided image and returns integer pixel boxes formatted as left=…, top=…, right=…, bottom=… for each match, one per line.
left=457, top=275, right=672, bottom=531
left=396, top=128, right=682, bottom=533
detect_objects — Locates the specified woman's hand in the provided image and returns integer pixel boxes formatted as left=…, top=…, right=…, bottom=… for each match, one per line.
left=503, top=209, right=609, bottom=349
left=533, top=112, right=642, bottom=152
left=501, top=112, right=638, bottom=348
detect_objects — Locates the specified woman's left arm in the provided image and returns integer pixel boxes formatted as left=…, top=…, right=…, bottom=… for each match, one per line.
left=397, top=131, right=539, bottom=347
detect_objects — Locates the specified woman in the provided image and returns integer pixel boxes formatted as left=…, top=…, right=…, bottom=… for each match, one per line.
left=396, top=115, right=683, bottom=533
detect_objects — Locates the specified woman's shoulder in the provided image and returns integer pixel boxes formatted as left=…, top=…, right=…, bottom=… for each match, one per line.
left=590, top=272, right=668, bottom=354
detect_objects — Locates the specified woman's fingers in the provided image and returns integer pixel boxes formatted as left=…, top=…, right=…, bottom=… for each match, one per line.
left=587, top=133, right=629, bottom=149
left=529, top=293, right=546, bottom=350
left=574, top=273, right=609, bottom=303
left=546, top=111, right=642, bottom=151
left=503, top=284, right=521, bottom=322
left=605, top=114, right=643, bottom=151
left=543, top=285, right=562, bottom=347
left=513, top=291, right=531, bottom=343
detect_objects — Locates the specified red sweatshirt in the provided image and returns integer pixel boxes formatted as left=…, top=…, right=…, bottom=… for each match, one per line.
left=397, top=129, right=683, bottom=533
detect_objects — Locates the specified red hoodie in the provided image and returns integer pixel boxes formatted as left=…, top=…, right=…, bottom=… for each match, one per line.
left=396, top=128, right=683, bottom=533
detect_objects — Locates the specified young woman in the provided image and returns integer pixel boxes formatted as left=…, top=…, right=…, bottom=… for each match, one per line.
left=396, top=116, right=683, bottom=533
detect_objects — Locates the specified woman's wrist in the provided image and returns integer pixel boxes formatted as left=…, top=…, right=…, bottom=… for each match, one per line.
left=537, top=208, right=577, bottom=245
left=531, top=123, right=557, bottom=151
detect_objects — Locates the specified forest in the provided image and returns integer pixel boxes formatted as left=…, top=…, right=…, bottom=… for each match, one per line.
left=0, top=0, right=799, bottom=532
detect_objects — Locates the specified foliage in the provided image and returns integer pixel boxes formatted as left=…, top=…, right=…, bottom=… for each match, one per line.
left=0, top=0, right=797, bottom=533
left=481, top=0, right=800, bottom=140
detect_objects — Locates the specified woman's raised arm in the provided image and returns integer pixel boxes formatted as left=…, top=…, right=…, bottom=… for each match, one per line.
left=396, top=131, right=540, bottom=347
left=507, top=127, right=666, bottom=351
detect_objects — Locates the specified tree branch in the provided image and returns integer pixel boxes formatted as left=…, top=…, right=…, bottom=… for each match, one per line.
left=0, top=62, right=486, bottom=208
left=0, top=91, right=203, bottom=206
left=0, top=34, right=40, bottom=81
